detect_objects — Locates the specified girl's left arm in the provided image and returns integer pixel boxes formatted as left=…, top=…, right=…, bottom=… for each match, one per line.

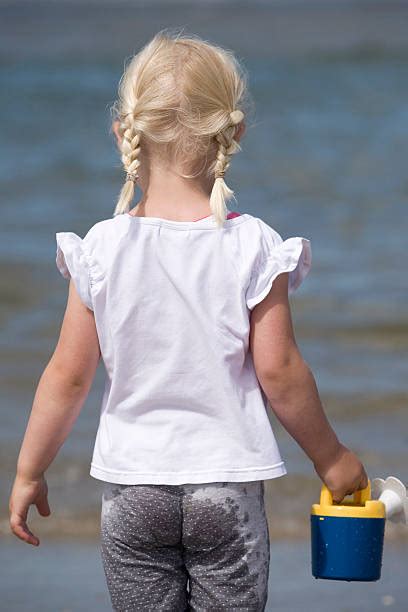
left=9, top=280, right=101, bottom=546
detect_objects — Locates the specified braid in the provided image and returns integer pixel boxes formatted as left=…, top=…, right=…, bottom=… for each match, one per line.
left=214, top=129, right=236, bottom=179
left=210, top=109, right=244, bottom=228
left=113, top=112, right=142, bottom=216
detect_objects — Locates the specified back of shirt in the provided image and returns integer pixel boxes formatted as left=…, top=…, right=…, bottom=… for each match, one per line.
left=55, top=208, right=312, bottom=485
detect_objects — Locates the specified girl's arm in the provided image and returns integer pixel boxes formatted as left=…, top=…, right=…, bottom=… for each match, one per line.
left=250, top=271, right=368, bottom=504
left=9, top=280, right=101, bottom=546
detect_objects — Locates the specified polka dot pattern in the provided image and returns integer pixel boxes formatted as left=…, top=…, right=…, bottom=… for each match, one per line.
left=100, top=481, right=270, bottom=611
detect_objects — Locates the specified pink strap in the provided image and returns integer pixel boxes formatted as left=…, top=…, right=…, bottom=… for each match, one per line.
left=194, top=211, right=241, bottom=222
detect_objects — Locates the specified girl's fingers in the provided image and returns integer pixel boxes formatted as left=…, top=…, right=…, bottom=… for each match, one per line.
left=9, top=513, right=39, bottom=546
left=36, top=495, right=51, bottom=516
left=361, top=472, right=369, bottom=489
left=9, top=475, right=49, bottom=545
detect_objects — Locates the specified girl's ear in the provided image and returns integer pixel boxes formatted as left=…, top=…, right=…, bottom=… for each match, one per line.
left=112, top=120, right=122, bottom=148
left=235, top=120, right=246, bottom=142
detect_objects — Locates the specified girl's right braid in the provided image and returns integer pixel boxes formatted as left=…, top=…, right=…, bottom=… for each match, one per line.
left=121, top=112, right=141, bottom=183
left=113, top=111, right=142, bottom=216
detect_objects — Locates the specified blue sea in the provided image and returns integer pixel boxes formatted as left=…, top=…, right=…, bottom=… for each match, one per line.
left=1, top=1, right=407, bottom=610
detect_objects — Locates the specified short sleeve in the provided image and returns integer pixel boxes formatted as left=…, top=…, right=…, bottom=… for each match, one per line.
left=245, top=226, right=312, bottom=310
left=55, top=232, right=103, bottom=310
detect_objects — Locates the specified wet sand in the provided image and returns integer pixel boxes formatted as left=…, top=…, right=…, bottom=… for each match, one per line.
left=1, top=536, right=406, bottom=611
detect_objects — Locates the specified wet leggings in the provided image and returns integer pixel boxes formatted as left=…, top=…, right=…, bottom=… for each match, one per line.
left=100, top=481, right=270, bottom=611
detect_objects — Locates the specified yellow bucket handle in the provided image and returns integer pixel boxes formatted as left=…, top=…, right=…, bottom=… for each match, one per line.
left=320, top=479, right=371, bottom=506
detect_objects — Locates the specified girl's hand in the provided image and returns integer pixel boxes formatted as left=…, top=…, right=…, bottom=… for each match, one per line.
left=313, top=443, right=369, bottom=504
left=9, top=473, right=51, bottom=546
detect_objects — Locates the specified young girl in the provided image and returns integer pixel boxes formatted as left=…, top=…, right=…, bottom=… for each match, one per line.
left=9, top=30, right=368, bottom=611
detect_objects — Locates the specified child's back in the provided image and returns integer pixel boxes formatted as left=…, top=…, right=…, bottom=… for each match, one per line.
left=56, top=207, right=312, bottom=485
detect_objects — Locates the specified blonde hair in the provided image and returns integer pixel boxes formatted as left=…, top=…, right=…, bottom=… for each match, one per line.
left=110, top=28, right=253, bottom=227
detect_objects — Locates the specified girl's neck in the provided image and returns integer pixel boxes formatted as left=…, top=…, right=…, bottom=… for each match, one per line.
left=128, top=200, right=216, bottom=222
left=128, top=159, right=216, bottom=222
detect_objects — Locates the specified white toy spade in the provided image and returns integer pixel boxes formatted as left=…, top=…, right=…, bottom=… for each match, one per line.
left=371, top=476, right=408, bottom=524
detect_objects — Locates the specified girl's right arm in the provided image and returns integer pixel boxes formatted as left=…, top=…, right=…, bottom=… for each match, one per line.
left=249, top=271, right=368, bottom=504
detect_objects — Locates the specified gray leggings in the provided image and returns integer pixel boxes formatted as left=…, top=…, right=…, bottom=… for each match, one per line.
left=100, top=480, right=270, bottom=611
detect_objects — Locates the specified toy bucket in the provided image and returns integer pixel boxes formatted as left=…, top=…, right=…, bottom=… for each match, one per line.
left=310, top=480, right=386, bottom=581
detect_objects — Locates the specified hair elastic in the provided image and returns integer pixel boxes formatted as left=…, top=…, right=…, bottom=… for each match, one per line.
left=126, top=171, right=139, bottom=183
left=229, top=109, right=244, bottom=125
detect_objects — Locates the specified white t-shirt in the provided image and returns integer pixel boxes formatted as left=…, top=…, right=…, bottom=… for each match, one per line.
left=55, top=208, right=312, bottom=485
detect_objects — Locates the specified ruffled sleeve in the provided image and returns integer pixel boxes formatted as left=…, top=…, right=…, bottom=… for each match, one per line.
left=246, top=227, right=312, bottom=310
left=55, top=232, right=103, bottom=310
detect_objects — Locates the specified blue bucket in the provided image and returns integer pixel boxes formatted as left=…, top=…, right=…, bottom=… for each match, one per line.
left=310, top=480, right=386, bottom=581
